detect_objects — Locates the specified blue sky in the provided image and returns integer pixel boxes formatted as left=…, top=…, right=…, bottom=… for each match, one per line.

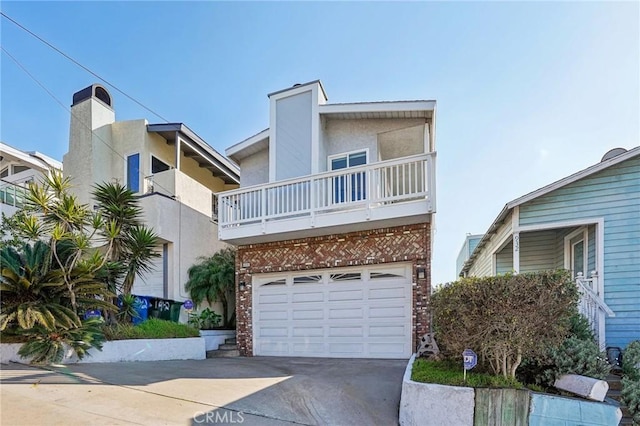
left=1, top=1, right=638, bottom=285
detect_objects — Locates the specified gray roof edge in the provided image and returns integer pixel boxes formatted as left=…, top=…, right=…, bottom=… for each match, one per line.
left=147, top=123, right=240, bottom=180
left=268, top=79, right=327, bottom=100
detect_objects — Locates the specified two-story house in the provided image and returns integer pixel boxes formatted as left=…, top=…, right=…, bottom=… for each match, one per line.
left=63, top=84, right=239, bottom=304
left=219, top=80, right=437, bottom=359
left=1, top=142, right=62, bottom=217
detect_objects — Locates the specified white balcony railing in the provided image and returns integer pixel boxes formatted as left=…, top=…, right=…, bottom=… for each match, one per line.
left=576, top=271, right=615, bottom=350
left=218, top=153, right=435, bottom=237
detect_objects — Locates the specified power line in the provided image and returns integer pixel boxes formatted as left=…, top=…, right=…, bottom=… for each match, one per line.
left=1, top=45, right=177, bottom=198
left=0, top=11, right=170, bottom=123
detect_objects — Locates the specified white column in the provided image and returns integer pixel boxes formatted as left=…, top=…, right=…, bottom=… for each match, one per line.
left=513, top=206, right=520, bottom=273
left=175, top=132, right=181, bottom=171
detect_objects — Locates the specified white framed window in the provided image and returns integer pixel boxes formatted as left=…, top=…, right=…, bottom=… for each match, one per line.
left=0, top=167, right=8, bottom=179
left=328, top=149, right=368, bottom=203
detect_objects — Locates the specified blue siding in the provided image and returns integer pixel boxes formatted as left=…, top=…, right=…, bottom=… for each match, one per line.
left=519, top=156, right=640, bottom=349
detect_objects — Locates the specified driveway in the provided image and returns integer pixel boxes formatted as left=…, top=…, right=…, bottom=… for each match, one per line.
left=1, top=357, right=407, bottom=425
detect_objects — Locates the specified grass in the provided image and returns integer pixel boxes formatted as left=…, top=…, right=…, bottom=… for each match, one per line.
left=411, top=358, right=526, bottom=389
left=101, top=319, right=200, bottom=340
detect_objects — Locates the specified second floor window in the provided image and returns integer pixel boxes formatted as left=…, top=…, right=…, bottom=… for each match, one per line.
left=330, top=150, right=367, bottom=203
left=127, top=153, right=140, bottom=193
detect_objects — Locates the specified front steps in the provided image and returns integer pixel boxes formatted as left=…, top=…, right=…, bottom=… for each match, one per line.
left=206, top=337, right=239, bottom=358
left=606, top=373, right=633, bottom=425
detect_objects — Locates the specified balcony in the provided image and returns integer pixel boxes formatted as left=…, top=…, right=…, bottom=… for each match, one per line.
left=143, top=169, right=217, bottom=220
left=218, top=153, right=436, bottom=244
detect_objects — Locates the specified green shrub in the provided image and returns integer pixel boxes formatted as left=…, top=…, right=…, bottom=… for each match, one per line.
left=102, top=318, right=199, bottom=340
left=623, top=341, right=640, bottom=381
left=621, top=377, right=640, bottom=425
left=188, top=308, right=222, bottom=330
left=538, top=336, right=611, bottom=386
left=516, top=313, right=601, bottom=388
left=16, top=318, right=105, bottom=365
left=432, top=270, right=578, bottom=378
left=411, top=358, right=525, bottom=389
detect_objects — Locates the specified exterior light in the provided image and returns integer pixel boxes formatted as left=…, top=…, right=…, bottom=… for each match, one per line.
left=417, top=267, right=426, bottom=280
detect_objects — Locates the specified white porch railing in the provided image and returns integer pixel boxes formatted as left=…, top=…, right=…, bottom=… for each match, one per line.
left=0, top=180, right=27, bottom=208
left=576, top=271, right=615, bottom=350
left=218, top=153, right=435, bottom=229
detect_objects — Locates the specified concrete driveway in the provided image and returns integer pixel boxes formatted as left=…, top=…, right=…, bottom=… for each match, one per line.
left=1, top=357, right=407, bottom=425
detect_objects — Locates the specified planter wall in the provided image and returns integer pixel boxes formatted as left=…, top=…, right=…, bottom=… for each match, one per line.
left=0, top=337, right=205, bottom=364
left=199, top=330, right=236, bottom=351
left=399, top=354, right=623, bottom=426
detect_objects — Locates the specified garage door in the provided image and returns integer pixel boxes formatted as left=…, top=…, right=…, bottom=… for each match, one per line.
left=253, top=264, right=412, bottom=359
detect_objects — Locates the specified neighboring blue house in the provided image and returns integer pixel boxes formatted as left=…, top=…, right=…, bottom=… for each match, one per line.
left=460, top=147, right=639, bottom=350
left=456, top=234, right=483, bottom=278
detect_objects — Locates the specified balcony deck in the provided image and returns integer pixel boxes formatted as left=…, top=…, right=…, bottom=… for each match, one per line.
left=218, top=153, right=436, bottom=244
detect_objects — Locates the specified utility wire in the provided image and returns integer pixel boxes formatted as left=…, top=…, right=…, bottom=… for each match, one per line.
left=1, top=45, right=177, bottom=198
left=0, top=11, right=170, bottom=123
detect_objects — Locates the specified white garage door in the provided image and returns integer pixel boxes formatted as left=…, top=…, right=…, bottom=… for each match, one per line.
left=253, top=264, right=412, bottom=359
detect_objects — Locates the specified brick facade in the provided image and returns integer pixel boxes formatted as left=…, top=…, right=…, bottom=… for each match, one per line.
left=235, top=222, right=432, bottom=357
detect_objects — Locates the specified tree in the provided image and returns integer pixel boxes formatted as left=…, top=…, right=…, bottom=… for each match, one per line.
left=185, top=248, right=236, bottom=328
left=431, top=270, right=579, bottom=379
left=91, top=182, right=159, bottom=296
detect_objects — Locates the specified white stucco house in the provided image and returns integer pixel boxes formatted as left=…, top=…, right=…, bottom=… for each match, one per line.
left=62, top=84, right=240, bottom=303
left=0, top=142, right=62, bottom=217
left=219, top=80, right=437, bottom=358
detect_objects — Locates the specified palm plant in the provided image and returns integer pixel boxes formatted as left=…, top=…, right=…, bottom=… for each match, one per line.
left=185, top=248, right=236, bottom=328
left=92, top=182, right=159, bottom=296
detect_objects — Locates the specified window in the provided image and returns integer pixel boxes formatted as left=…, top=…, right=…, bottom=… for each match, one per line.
left=330, top=150, right=367, bottom=203
left=151, top=156, right=170, bottom=174
left=11, top=165, right=30, bottom=174
left=127, top=154, right=140, bottom=192
left=0, top=167, right=8, bottom=179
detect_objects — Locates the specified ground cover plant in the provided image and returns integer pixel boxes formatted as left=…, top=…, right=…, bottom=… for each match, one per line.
left=101, top=318, right=199, bottom=340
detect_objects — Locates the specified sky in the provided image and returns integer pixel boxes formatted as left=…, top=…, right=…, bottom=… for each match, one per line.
left=1, top=1, right=639, bottom=286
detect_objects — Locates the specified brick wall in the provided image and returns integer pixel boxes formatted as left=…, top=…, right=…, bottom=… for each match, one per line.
left=235, top=222, right=432, bottom=356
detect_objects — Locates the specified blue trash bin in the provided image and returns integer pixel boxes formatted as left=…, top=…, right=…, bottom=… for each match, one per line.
left=131, top=296, right=149, bottom=325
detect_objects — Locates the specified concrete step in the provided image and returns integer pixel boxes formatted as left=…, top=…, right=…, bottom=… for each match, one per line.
left=206, top=349, right=240, bottom=358
left=606, top=374, right=623, bottom=391
left=218, top=343, right=238, bottom=350
left=225, top=338, right=237, bottom=345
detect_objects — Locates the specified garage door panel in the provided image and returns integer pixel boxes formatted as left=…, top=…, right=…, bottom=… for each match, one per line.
left=259, top=327, right=288, bottom=337
left=292, top=309, right=324, bottom=320
left=369, top=325, right=406, bottom=337
left=328, top=307, right=364, bottom=319
left=369, top=286, right=407, bottom=300
left=260, top=342, right=289, bottom=355
left=369, top=343, right=409, bottom=356
left=259, top=310, right=288, bottom=320
left=291, top=291, right=324, bottom=303
left=259, top=293, right=288, bottom=304
left=330, top=343, right=364, bottom=354
left=369, top=306, right=406, bottom=319
left=292, top=326, right=324, bottom=337
left=328, top=326, right=363, bottom=337
left=293, top=343, right=325, bottom=354
left=328, top=289, right=364, bottom=301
